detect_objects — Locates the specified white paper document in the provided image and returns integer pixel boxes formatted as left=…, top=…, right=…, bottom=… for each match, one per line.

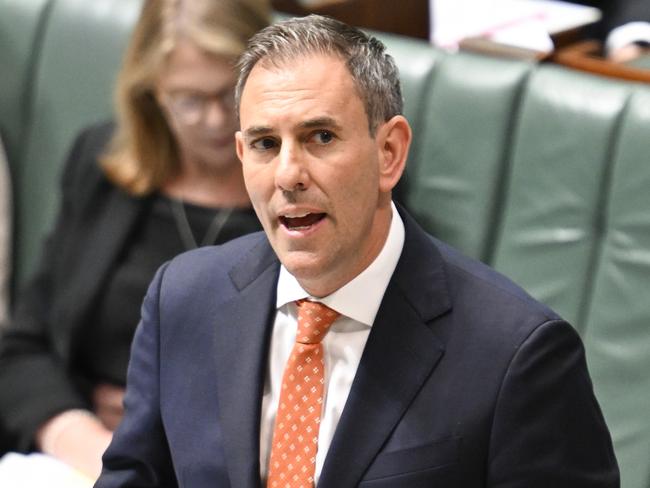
left=431, top=0, right=601, bottom=51
left=0, top=452, right=93, bottom=488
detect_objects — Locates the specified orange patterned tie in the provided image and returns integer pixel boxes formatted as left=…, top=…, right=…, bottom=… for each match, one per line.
left=267, top=299, right=340, bottom=488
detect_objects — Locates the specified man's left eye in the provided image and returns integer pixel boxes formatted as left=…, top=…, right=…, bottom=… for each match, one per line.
left=312, top=130, right=334, bottom=145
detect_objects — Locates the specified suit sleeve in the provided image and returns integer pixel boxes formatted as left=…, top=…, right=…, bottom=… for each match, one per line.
left=95, top=262, right=178, bottom=488
left=0, top=123, right=111, bottom=451
left=487, top=319, right=619, bottom=487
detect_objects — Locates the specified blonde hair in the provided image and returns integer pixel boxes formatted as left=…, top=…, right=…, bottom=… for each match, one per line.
left=101, top=0, right=270, bottom=195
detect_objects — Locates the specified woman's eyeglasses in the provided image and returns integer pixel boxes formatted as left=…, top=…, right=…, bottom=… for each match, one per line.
left=159, top=88, right=235, bottom=126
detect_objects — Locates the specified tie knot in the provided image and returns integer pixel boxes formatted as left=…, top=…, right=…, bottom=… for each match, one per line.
left=295, top=299, right=340, bottom=344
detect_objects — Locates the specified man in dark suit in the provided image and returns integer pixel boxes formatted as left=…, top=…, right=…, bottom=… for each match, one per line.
left=570, top=0, right=650, bottom=60
left=96, top=15, right=619, bottom=487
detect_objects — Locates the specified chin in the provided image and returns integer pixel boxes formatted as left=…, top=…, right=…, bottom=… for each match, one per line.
left=195, top=146, right=238, bottom=169
left=279, top=251, right=323, bottom=279
left=279, top=251, right=340, bottom=295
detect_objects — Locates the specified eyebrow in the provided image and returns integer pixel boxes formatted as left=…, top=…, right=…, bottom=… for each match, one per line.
left=242, top=125, right=274, bottom=141
left=242, top=117, right=343, bottom=142
left=298, top=117, right=342, bottom=132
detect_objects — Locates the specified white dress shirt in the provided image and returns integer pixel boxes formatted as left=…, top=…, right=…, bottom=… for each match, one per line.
left=606, top=21, right=650, bottom=55
left=259, top=202, right=405, bottom=483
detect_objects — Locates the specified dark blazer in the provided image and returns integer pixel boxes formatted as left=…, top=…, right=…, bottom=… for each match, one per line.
left=0, top=122, right=153, bottom=451
left=96, top=208, right=619, bottom=487
left=571, top=0, right=650, bottom=40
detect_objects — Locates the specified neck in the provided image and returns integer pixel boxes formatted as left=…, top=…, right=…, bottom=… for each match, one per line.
left=163, top=159, right=251, bottom=208
left=299, top=200, right=394, bottom=298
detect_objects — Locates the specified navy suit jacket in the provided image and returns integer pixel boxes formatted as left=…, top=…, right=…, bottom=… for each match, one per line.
left=96, top=209, right=618, bottom=487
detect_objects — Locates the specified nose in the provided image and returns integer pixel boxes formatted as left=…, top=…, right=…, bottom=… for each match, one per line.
left=275, top=141, right=308, bottom=192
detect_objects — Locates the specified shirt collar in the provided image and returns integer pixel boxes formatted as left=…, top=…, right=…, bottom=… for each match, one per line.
left=276, top=202, right=405, bottom=327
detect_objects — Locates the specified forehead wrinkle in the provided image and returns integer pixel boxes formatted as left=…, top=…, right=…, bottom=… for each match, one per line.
left=258, top=86, right=323, bottom=106
left=240, top=56, right=361, bottom=136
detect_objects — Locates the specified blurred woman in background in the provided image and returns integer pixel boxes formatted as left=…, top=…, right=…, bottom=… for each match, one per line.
left=0, top=0, right=270, bottom=479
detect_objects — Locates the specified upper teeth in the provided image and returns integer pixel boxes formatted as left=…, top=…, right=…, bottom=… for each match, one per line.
left=283, top=212, right=310, bottom=218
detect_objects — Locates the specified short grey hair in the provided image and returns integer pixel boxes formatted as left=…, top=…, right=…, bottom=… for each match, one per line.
left=235, top=14, right=403, bottom=135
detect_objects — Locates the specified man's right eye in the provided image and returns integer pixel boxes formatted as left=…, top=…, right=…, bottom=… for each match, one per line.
left=251, top=138, right=277, bottom=150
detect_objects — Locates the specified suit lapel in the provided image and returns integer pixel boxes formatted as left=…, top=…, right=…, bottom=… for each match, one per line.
left=318, top=210, right=452, bottom=488
left=213, top=240, right=280, bottom=488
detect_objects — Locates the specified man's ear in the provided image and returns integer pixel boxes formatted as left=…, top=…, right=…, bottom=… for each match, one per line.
left=235, top=131, right=245, bottom=163
left=376, top=115, right=412, bottom=193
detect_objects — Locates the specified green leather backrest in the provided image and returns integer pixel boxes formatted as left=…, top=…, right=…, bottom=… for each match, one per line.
left=491, top=65, right=632, bottom=329
left=368, top=33, right=441, bottom=205
left=0, top=0, right=53, bottom=177
left=13, top=0, right=143, bottom=286
left=405, top=51, right=532, bottom=261
left=377, top=34, right=440, bottom=167
left=582, top=87, right=650, bottom=488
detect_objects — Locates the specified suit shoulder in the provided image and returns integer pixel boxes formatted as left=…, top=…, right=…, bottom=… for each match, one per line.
left=431, top=235, right=562, bottom=324
left=154, top=232, right=273, bottom=307
left=60, top=120, right=115, bottom=206
left=164, top=231, right=269, bottom=279
left=63, top=120, right=114, bottom=181
left=416, top=235, right=580, bottom=373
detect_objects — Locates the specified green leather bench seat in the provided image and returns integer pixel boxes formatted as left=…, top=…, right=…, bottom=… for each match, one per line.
left=0, top=0, right=53, bottom=178
left=13, top=0, right=142, bottom=286
left=379, top=31, right=442, bottom=150
left=492, top=66, right=632, bottom=330
left=583, top=89, right=650, bottom=488
left=405, top=52, right=533, bottom=262
left=1, top=1, right=649, bottom=486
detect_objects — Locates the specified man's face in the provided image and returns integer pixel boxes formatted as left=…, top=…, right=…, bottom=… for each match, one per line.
left=236, top=54, right=395, bottom=297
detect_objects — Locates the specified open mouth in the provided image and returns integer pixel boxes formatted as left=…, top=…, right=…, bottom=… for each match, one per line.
left=279, top=212, right=326, bottom=231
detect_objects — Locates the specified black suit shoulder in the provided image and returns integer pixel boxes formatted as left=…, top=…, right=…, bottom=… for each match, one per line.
left=58, top=120, right=116, bottom=212
left=434, top=234, right=559, bottom=319
left=160, top=231, right=275, bottom=296
left=165, top=231, right=268, bottom=272
left=430, top=232, right=570, bottom=358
